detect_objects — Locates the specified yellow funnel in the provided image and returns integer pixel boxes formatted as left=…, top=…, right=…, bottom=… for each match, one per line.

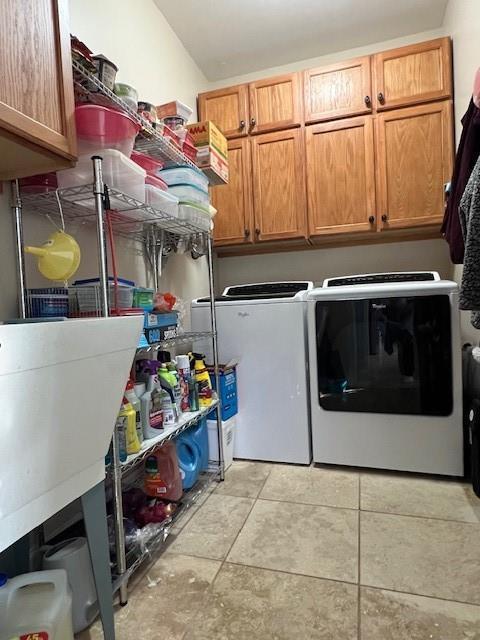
left=25, top=231, right=81, bottom=281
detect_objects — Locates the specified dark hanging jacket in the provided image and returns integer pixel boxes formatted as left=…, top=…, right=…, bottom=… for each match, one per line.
left=442, top=99, right=480, bottom=264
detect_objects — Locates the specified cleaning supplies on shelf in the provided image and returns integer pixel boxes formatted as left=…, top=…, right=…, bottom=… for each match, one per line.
left=125, top=380, right=143, bottom=444
left=143, top=442, right=182, bottom=500
left=160, top=386, right=175, bottom=427
left=194, top=353, right=214, bottom=407
left=157, top=360, right=180, bottom=415
left=115, top=405, right=128, bottom=462
left=176, top=354, right=191, bottom=412
left=176, top=431, right=202, bottom=490
left=0, top=570, right=74, bottom=640
left=25, top=230, right=81, bottom=281
left=141, top=367, right=164, bottom=439
left=123, top=398, right=141, bottom=455
left=167, top=361, right=183, bottom=413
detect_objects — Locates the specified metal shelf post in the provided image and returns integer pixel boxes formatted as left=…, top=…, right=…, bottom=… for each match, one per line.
left=11, top=179, right=26, bottom=319
left=207, top=234, right=225, bottom=481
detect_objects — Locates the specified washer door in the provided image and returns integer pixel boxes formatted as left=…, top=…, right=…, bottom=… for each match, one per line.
left=315, top=295, right=453, bottom=416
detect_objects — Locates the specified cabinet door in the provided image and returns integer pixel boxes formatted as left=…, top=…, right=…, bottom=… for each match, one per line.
left=248, top=73, right=302, bottom=134
left=0, top=0, right=76, bottom=174
left=373, top=38, right=452, bottom=110
left=251, top=129, right=306, bottom=242
left=304, top=56, right=372, bottom=123
left=198, top=85, right=249, bottom=138
left=211, top=138, right=253, bottom=247
left=306, top=117, right=376, bottom=236
left=376, top=101, right=454, bottom=230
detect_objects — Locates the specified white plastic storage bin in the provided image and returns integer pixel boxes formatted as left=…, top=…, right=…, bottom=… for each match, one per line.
left=71, top=279, right=134, bottom=313
left=57, top=149, right=146, bottom=207
left=207, top=416, right=235, bottom=470
left=0, top=570, right=74, bottom=640
left=160, top=166, right=209, bottom=193
left=169, top=184, right=209, bottom=207
left=145, top=185, right=179, bottom=218
left=178, top=203, right=212, bottom=231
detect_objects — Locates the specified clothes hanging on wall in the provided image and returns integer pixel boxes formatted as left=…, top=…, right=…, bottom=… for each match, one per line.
left=459, top=155, right=480, bottom=328
left=442, top=99, right=480, bottom=264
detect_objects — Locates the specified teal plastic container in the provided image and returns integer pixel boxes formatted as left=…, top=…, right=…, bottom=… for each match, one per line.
left=191, top=418, right=209, bottom=470
left=175, top=433, right=201, bottom=489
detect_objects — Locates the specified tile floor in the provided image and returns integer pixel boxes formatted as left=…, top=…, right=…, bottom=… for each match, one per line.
left=81, top=461, right=480, bottom=639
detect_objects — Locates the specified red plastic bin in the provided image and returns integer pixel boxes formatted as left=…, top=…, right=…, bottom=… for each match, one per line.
left=75, top=104, right=141, bottom=157
left=131, top=150, right=164, bottom=174
left=145, top=174, right=168, bottom=191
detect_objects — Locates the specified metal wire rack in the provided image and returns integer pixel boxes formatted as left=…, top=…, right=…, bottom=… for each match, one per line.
left=72, top=60, right=199, bottom=170
left=137, top=330, right=214, bottom=351
left=112, top=399, right=219, bottom=475
left=20, top=185, right=210, bottom=239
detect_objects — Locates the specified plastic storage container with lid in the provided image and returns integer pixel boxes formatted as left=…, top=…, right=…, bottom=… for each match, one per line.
left=146, top=174, right=168, bottom=191
left=75, top=104, right=140, bottom=157
left=131, top=150, right=164, bottom=175
left=57, top=149, right=146, bottom=207
left=169, top=184, right=210, bottom=207
left=160, top=166, right=209, bottom=192
left=71, top=277, right=135, bottom=313
left=178, top=203, right=212, bottom=231
left=0, top=570, right=74, bottom=640
left=145, top=184, right=179, bottom=218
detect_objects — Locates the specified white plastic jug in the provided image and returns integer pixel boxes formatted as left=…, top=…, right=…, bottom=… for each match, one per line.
left=0, top=570, right=74, bottom=640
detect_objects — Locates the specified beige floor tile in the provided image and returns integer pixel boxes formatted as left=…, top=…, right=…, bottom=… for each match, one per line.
left=361, top=511, right=480, bottom=604
left=214, top=460, right=272, bottom=498
left=78, top=553, right=220, bottom=640
left=184, top=563, right=358, bottom=640
left=169, top=482, right=217, bottom=535
left=227, top=498, right=358, bottom=583
left=169, top=493, right=254, bottom=560
left=361, top=472, right=480, bottom=523
left=360, top=586, right=480, bottom=640
left=260, top=464, right=359, bottom=509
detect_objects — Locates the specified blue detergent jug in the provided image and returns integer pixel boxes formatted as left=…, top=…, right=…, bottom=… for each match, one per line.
left=191, top=418, right=209, bottom=471
left=176, top=434, right=202, bottom=490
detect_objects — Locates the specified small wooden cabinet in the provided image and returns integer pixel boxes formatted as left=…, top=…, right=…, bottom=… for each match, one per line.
left=375, top=101, right=454, bottom=230
left=373, top=37, right=452, bottom=110
left=304, top=56, right=372, bottom=123
left=198, top=84, right=249, bottom=138
left=249, top=73, right=302, bottom=134
left=0, top=0, right=77, bottom=179
left=211, top=138, right=253, bottom=246
left=306, top=116, right=376, bottom=236
left=251, top=128, right=306, bottom=242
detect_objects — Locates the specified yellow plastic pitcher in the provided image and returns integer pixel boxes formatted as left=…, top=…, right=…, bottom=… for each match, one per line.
left=25, top=231, right=81, bottom=281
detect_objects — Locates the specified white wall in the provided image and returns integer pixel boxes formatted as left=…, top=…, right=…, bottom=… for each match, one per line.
left=442, top=0, right=480, bottom=343
left=213, top=28, right=453, bottom=300
left=0, top=0, right=210, bottom=325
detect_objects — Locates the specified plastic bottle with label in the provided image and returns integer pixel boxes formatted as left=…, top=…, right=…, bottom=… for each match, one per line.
left=193, top=353, right=213, bottom=407
left=123, top=399, right=141, bottom=455
left=143, top=441, right=183, bottom=500
left=176, top=354, right=191, bottom=411
left=115, top=405, right=128, bottom=462
left=141, top=372, right=164, bottom=439
left=126, top=380, right=143, bottom=445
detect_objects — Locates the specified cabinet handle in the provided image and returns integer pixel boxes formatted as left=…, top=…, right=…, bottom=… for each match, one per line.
left=364, top=95, right=372, bottom=107
left=244, top=228, right=250, bottom=238
left=255, top=227, right=261, bottom=236
left=377, top=92, right=385, bottom=104
left=381, top=213, right=388, bottom=223
left=368, top=215, right=375, bottom=224
left=239, top=120, right=245, bottom=130
left=250, top=117, right=256, bottom=130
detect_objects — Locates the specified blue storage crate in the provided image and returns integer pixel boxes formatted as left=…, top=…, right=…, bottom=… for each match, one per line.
left=208, top=365, right=238, bottom=420
left=27, top=288, right=69, bottom=318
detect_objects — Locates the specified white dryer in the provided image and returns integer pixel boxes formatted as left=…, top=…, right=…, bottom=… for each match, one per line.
left=307, top=272, right=463, bottom=476
left=192, top=282, right=313, bottom=464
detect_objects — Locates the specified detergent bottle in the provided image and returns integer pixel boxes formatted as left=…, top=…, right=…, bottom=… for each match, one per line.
left=158, top=363, right=178, bottom=411
left=167, top=361, right=183, bottom=414
left=176, top=354, right=191, bottom=411
left=141, top=367, right=164, bottom=439
left=122, top=398, right=141, bottom=455
left=193, top=353, right=213, bottom=407
left=160, top=387, right=176, bottom=427
left=143, top=441, right=183, bottom=500
left=125, top=380, right=143, bottom=444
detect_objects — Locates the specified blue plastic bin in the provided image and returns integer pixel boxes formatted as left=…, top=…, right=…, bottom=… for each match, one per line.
left=191, top=418, right=209, bottom=470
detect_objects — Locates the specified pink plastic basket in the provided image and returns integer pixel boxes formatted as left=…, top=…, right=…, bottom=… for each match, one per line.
left=75, top=104, right=141, bottom=157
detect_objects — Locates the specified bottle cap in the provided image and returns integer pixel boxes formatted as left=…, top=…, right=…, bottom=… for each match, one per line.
left=176, top=354, right=190, bottom=370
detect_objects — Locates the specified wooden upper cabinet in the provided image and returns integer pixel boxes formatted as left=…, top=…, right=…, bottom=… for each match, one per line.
left=376, top=100, right=454, bottom=230
left=304, top=56, right=372, bottom=123
left=373, top=37, right=452, bottom=110
left=0, top=0, right=77, bottom=179
left=306, top=116, right=376, bottom=236
left=251, top=128, right=306, bottom=242
left=211, top=138, right=253, bottom=247
left=248, top=73, right=302, bottom=134
left=198, top=84, right=249, bottom=138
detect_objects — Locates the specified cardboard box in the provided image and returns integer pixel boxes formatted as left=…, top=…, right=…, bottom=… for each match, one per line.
left=196, top=145, right=229, bottom=185
left=187, top=121, right=228, bottom=160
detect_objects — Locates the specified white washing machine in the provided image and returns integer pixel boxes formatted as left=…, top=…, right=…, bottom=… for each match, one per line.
left=307, top=272, right=463, bottom=476
left=192, top=282, right=313, bottom=464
